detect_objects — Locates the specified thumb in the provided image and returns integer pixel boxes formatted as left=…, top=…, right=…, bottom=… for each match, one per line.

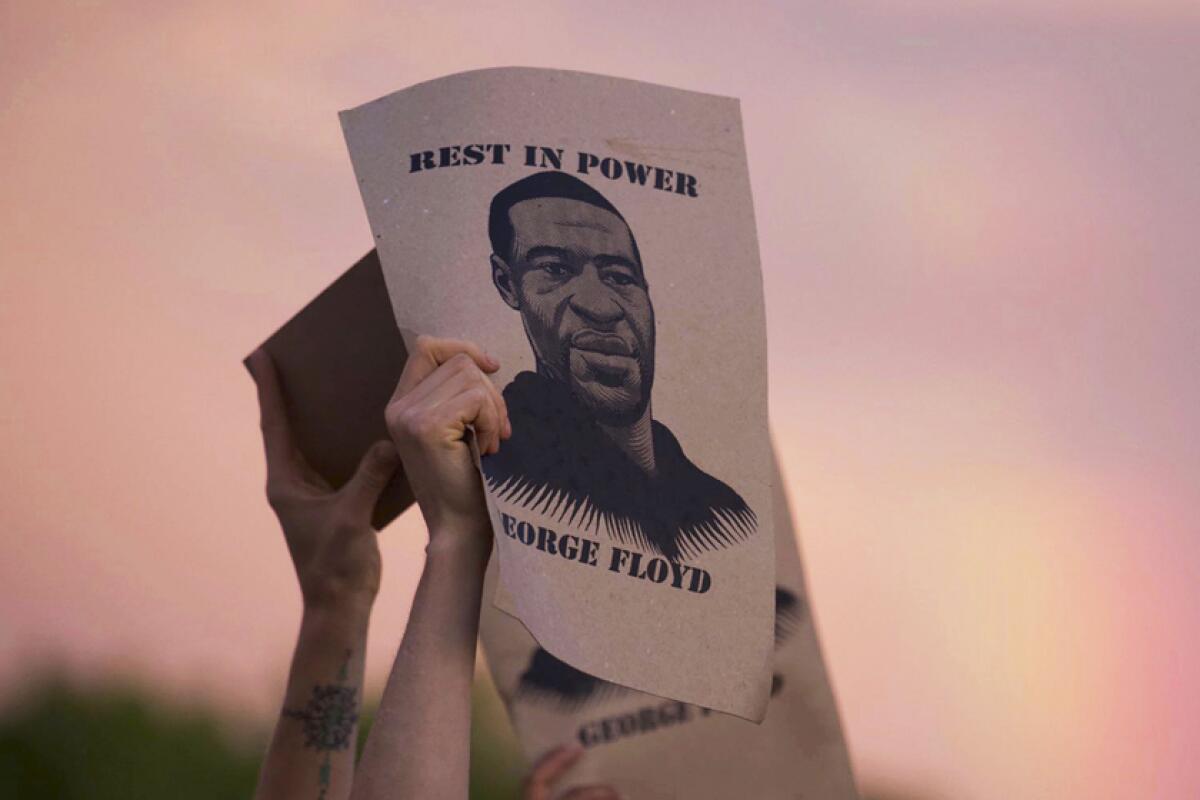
left=341, top=440, right=401, bottom=522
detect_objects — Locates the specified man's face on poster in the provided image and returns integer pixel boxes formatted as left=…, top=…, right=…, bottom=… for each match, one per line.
left=496, top=197, right=656, bottom=425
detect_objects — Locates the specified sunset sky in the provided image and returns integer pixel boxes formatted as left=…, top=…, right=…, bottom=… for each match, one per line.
left=2, top=2, right=1198, bottom=798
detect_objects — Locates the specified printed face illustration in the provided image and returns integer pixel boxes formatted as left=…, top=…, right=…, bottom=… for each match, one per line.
left=494, top=197, right=656, bottom=425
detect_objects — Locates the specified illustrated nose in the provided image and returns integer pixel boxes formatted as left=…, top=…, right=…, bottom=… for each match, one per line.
left=567, top=267, right=624, bottom=324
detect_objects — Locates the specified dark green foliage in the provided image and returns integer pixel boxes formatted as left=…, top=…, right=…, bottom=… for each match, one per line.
left=0, top=676, right=527, bottom=800
left=0, top=678, right=260, bottom=799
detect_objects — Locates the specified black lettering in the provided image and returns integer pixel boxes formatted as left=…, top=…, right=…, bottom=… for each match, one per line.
left=578, top=151, right=600, bottom=174
left=689, top=567, right=712, bottom=594
left=558, top=533, right=580, bottom=560
left=523, top=145, right=538, bottom=167
left=624, top=161, right=652, bottom=186
left=501, top=512, right=518, bottom=540
left=576, top=701, right=699, bottom=748
left=462, top=144, right=485, bottom=165
left=489, top=144, right=511, bottom=164
left=643, top=558, right=669, bottom=583
left=538, top=147, right=563, bottom=170
left=579, top=538, right=599, bottom=567
left=600, top=157, right=623, bottom=180
left=438, top=145, right=461, bottom=167
left=653, top=167, right=674, bottom=191
left=666, top=701, right=690, bottom=724
left=578, top=722, right=600, bottom=747
left=409, top=150, right=436, bottom=173
left=608, top=546, right=632, bottom=573
left=676, top=172, right=698, bottom=197
left=669, top=560, right=690, bottom=588
left=516, top=521, right=536, bottom=546
left=536, top=526, right=558, bottom=555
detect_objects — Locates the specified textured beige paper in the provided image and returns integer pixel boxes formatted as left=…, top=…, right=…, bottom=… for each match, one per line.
left=480, top=454, right=859, bottom=799
left=341, top=68, right=775, bottom=719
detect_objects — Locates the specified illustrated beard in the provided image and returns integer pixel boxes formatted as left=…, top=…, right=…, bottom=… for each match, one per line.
left=566, top=346, right=655, bottom=427
left=524, top=314, right=656, bottom=427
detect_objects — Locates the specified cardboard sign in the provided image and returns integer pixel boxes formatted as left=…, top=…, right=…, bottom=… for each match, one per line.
left=341, top=68, right=776, bottom=719
left=247, top=251, right=411, bottom=529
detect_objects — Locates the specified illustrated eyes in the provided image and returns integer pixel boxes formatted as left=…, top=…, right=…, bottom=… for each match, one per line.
left=529, top=259, right=640, bottom=287
left=538, top=261, right=571, bottom=278
left=602, top=270, right=638, bottom=287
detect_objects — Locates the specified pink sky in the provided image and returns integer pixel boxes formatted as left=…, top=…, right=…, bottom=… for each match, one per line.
left=2, top=2, right=1198, bottom=797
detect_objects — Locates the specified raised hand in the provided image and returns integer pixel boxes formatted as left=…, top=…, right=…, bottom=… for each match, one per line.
left=248, top=347, right=399, bottom=612
left=383, top=335, right=510, bottom=549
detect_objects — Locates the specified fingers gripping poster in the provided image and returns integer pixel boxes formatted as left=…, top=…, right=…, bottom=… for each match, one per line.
left=341, top=68, right=775, bottom=719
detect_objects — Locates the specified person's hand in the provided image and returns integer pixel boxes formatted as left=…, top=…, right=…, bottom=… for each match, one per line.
left=248, top=348, right=400, bottom=613
left=524, top=745, right=621, bottom=800
left=384, top=335, right=510, bottom=549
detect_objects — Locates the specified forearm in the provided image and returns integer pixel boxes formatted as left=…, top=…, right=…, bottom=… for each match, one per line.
left=351, top=534, right=489, bottom=800
left=256, top=603, right=371, bottom=800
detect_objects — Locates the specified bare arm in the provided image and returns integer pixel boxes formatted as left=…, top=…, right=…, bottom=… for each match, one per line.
left=249, top=349, right=399, bottom=800
left=349, top=527, right=489, bottom=798
left=261, top=606, right=369, bottom=800
left=351, top=335, right=510, bottom=800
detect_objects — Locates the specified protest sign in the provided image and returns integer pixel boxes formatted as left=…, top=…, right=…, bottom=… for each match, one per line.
left=341, top=68, right=776, bottom=718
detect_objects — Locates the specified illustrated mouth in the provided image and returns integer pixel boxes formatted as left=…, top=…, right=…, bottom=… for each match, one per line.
left=570, top=330, right=636, bottom=358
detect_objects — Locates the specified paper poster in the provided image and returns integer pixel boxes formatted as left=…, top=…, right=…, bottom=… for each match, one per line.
left=340, top=68, right=775, bottom=718
left=479, top=458, right=859, bottom=799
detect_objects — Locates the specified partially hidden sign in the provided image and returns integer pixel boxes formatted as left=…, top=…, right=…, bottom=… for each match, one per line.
left=480, top=455, right=859, bottom=799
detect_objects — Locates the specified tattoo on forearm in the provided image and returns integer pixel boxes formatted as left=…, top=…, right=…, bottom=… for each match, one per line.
left=284, top=684, right=358, bottom=751
left=283, top=649, right=358, bottom=798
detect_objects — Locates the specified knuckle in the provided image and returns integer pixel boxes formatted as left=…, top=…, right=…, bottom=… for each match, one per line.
left=408, top=410, right=439, bottom=438
left=466, top=386, right=487, bottom=407
left=399, top=407, right=425, bottom=435
left=386, top=406, right=422, bottom=441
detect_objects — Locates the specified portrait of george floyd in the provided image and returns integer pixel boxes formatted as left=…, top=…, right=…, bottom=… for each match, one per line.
left=482, top=171, right=757, bottom=563
left=341, top=67, right=778, bottom=719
